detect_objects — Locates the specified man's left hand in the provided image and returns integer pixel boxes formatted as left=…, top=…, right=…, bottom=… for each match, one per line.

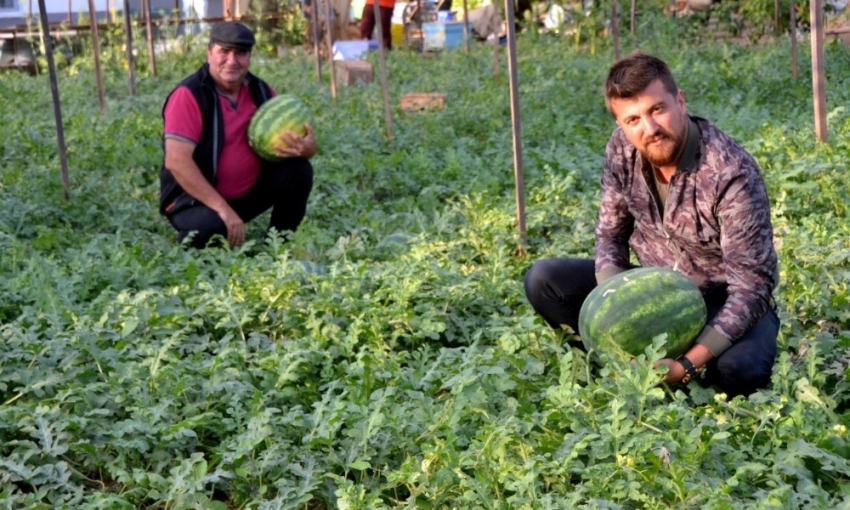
left=654, top=358, right=686, bottom=385
left=275, top=123, right=317, bottom=159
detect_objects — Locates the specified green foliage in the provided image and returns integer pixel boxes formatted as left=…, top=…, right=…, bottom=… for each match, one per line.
left=1, top=24, right=850, bottom=509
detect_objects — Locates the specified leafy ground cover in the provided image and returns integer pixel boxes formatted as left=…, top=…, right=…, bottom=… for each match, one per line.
left=1, top=14, right=850, bottom=509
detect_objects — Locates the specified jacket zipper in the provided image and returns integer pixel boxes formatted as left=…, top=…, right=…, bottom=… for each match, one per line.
left=641, top=161, right=681, bottom=271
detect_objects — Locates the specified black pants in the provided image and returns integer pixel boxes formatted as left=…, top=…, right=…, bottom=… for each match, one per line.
left=360, top=4, right=394, bottom=50
left=524, top=257, right=779, bottom=398
left=167, top=158, right=314, bottom=249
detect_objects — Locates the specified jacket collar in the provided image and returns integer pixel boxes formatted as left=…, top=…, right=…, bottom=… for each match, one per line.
left=677, top=115, right=703, bottom=174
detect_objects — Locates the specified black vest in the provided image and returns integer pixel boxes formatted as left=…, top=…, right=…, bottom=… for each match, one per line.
left=159, top=63, right=273, bottom=216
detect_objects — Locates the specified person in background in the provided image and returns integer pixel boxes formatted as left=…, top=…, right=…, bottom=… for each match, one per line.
left=524, top=51, right=780, bottom=398
left=360, top=0, right=396, bottom=50
left=159, top=22, right=316, bottom=249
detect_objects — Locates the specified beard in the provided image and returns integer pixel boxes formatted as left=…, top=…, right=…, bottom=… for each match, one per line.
left=640, top=126, right=686, bottom=168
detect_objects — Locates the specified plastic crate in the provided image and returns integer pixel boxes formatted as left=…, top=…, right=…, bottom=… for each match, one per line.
left=332, top=40, right=378, bottom=61
left=422, top=21, right=471, bottom=51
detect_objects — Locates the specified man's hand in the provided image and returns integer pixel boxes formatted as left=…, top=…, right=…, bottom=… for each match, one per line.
left=654, top=358, right=686, bottom=384
left=654, top=343, right=714, bottom=385
left=275, top=123, right=317, bottom=159
left=215, top=204, right=245, bottom=247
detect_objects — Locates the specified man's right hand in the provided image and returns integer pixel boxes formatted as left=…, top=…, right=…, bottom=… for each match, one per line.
left=216, top=204, right=245, bottom=247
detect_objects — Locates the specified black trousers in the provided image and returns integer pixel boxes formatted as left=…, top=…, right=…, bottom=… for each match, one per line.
left=167, top=158, right=314, bottom=249
left=524, top=257, right=779, bottom=398
left=360, top=4, right=394, bottom=50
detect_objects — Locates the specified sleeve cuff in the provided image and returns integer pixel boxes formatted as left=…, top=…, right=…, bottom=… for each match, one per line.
left=595, top=266, right=625, bottom=285
left=695, top=325, right=732, bottom=357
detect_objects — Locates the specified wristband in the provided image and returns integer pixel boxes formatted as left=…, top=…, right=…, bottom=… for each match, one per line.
left=676, top=355, right=703, bottom=384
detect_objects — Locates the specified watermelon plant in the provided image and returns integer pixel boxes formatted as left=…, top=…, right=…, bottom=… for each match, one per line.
left=1, top=9, right=849, bottom=508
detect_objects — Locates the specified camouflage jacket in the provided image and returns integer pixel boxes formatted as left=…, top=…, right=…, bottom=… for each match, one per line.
left=594, top=115, right=778, bottom=356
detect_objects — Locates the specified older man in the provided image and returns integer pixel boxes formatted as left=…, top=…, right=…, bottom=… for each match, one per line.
left=160, top=22, right=316, bottom=248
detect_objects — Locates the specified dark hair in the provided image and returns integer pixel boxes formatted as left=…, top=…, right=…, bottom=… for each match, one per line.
left=604, top=52, right=678, bottom=116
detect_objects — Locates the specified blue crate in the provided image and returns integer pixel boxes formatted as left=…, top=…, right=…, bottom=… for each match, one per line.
left=422, top=21, right=471, bottom=51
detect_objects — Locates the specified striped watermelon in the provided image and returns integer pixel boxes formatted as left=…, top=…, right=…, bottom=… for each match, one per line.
left=578, top=267, right=706, bottom=362
left=248, top=94, right=313, bottom=161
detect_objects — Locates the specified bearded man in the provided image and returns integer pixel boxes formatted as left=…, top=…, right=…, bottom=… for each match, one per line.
left=524, top=52, right=779, bottom=398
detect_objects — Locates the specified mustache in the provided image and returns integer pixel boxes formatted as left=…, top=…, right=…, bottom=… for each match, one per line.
left=644, top=130, right=671, bottom=144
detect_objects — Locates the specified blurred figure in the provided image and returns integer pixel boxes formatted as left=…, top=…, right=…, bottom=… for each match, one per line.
left=361, top=0, right=396, bottom=49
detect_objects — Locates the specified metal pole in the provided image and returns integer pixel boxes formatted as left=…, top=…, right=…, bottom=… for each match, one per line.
left=774, top=0, right=780, bottom=36
left=87, top=0, right=106, bottom=113
left=492, top=37, right=499, bottom=76
left=789, top=0, right=798, bottom=79
left=312, top=0, right=322, bottom=82
left=809, top=0, right=827, bottom=142
left=630, top=0, right=635, bottom=37
left=144, top=0, right=157, bottom=75
left=503, top=0, right=527, bottom=247
left=373, top=0, right=393, bottom=139
left=611, top=0, right=620, bottom=60
left=323, top=0, right=337, bottom=100
left=462, top=0, right=470, bottom=54
left=123, top=0, right=136, bottom=95
left=37, top=0, right=72, bottom=200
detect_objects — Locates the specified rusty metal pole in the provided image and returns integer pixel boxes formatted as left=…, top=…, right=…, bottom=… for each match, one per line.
left=774, top=0, right=781, bottom=36
left=144, top=0, right=157, bottom=75
left=123, top=0, right=136, bottom=95
left=87, top=0, right=106, bottom=113
left=611, top=0, right=620, bottom=60
left=312, top=0, right=322, bottom=82
left=37, top=0, right=72, bottom=200
left=462, top=0, right=470, bottom=54
left=323, top=0, right=338, bottom=100
left=503, top=0, right=527, bottom=248
left=809, top=0, right=827, bottom=142
left=789, top=0, right=798, bottom=79
left=373, top=0, right=393, bottom=139
left=492, top=37, right=499, bottom=76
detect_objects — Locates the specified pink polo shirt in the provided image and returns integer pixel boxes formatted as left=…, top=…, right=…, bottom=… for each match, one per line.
left=164, top=84, right=276, bottom=199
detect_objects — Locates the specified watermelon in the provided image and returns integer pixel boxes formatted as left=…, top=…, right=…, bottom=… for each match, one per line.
left=578, top=267, right=707, bottom=362
left=248, top=94, right=313, bottom=161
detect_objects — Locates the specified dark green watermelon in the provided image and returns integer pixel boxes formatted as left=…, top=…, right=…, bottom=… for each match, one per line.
left=578, top=267, right=707, bottom=362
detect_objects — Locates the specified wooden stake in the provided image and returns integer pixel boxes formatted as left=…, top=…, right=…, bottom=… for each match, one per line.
left=312, top=0, right=322, bottom=82
left=123, top=0, right=136, bottom=96
left=503, top=0, right=527, bottom=246
left=37, top=0, right=72, bottom=200
left=144, top=0, right=157, bottom=75
left=462, top=0, right=470, bottom=55
left=789, top=0, right=798, bottom=79
left=774, top=0, right=781, bottom=36
left=373, top=0, right=393, bottom=139
left=492, top=37, right=499, bottom=76
left=809, top=0, right=827, bottom=142
left=630, top=0, right=635, bottom=37
left=87, top=0, right=106, bottom=113
left=611, top=0, right=620, bottom=60
left=323, top=0, right=337, bottom=100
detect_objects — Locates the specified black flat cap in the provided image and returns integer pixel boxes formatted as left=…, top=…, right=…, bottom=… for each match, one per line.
left=209, top=22, right=256, bottom=51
